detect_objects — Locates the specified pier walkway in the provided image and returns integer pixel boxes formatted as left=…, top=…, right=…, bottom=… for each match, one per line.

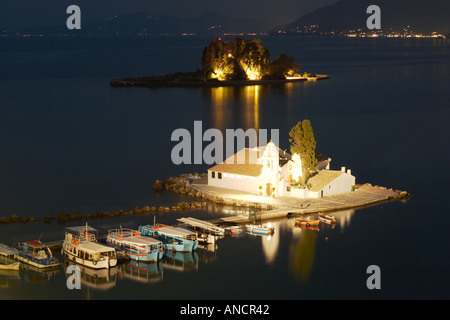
left=191, top=180, right=408, bottom=225
left=43, top=180, right=407, bottom=249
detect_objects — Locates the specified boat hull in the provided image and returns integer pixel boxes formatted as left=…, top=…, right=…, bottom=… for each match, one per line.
left=294, top=219, right=320, bottom=227
left=246, top=225, right=274, bottom=236
left=126, top=251, right=163, bottom=263
left=318, top=218, right=334, bottom=224
left=139, top=225, right=198, bottom=253
left=0, top=261, right=20, bottom=271
left=318, top=214, right=337, bottom=224
left=163, top=240, right=197, bottom=252
left=63, top=249, right=115, bottom=269
left=16, top=254, right=60, bottom=269
left=62, top=244, right=117, bottom=269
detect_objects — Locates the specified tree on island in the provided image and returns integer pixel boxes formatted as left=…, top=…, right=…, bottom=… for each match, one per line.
left=201, top=37, right=300, bottom=81
left=264, top=54, right=301, bottom=80
left=289, top=120, right=317, bottom=184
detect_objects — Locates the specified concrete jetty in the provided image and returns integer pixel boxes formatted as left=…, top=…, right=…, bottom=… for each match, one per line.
left=186, top=177, right=409, bottom=225
left=38, top=175, right=408, bottom=249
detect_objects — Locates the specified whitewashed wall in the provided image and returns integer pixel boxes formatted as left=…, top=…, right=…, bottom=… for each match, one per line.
left=309, top=173, right=355, bottom=198
left=208, top=170, right=261, bottom=194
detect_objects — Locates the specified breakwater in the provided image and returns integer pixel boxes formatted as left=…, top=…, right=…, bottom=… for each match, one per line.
left=0, top=173, right=410, bottom=225
left=0, top=201, right=206, bottom=225
left=0, top=174, right=210, bottom=225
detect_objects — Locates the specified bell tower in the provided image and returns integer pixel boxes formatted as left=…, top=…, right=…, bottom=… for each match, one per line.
left=291, top=153, right=303, bottom=182
left=261, top=141, right=279, bottom=195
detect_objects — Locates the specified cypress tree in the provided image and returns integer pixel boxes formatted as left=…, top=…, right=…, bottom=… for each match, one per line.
left=289, top=120, right=317, bottom=183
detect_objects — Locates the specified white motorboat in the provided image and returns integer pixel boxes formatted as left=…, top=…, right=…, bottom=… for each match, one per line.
left=318, top=213, right=337, bottom=224
left=62, top=224, right=117, bottom=269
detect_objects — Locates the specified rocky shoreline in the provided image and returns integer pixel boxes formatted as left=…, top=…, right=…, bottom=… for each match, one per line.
left=154, top=173, right=275, bottom=210
left=110, top=75, right=330, bottom=88
left=0, top=200, right=207, bottom=225
left=0, top=174, right=209, bottom=225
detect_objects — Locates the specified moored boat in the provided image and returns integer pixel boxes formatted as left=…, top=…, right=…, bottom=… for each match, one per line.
left=62, top=225, right=117, bottom=269
left=299, top=225, right=320, bottom=231
left=224, top=225, right=243, bottom=236
left=16, top=240, right=60, bottom=269
left=106, top=228, right=164, bottom=263
left=294, top=218, right=320, bottom=227
left=139, top=224, right=198, bottom=252
left=197, top=233, right=217, bottom=244
left=318, top=213, right=337, bottom=224
left=0, top=243, right=20, bottom=271
left=245, top=223, right=274, bottom=235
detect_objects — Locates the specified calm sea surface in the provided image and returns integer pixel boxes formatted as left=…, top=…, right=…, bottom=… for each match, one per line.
left=0, top=36, right=449, bottom=300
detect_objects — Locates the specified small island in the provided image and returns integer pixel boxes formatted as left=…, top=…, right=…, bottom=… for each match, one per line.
left=110, top=37, right=329, bottom=88
left=155, top=120, right=410, bottom=224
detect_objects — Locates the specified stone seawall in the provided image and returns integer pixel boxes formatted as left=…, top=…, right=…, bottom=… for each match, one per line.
left=155, top=173, right=275, bottom=211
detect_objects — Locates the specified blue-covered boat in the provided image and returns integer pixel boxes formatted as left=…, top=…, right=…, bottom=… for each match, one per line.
left=106, top=228, right=164, bottom=263
left=139, top=224, right=198, bottom=253
left=245, top=223, right=275, bottom=236
left=16, top=240, right=60, bottom=269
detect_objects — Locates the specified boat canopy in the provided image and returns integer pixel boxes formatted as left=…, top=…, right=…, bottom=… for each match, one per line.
left=155, top=226, right=197, bottom=237
left=25, top=240, right=44, bottom=248
left=177, top=217, right=225, bottom=235
left=0, top=244, right=19, bottom=256
left=112, top=234, right=162, bottom=246
left=79, top=241, right=114, bottom=254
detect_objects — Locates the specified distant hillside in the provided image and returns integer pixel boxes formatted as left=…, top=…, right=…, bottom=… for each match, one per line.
left=271, top=0, right=450, bottom=34
left=7, top=12, right=269, bottom=36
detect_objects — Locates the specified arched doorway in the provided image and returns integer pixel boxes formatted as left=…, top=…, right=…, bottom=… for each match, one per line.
left=266, top=183, right=272, bottom=196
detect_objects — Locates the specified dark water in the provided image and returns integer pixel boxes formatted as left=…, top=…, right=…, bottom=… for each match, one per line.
left=0, top=36, right=449, bottom=301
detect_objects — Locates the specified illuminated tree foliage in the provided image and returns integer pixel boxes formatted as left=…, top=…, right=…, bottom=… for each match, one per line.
left=289, top=119, right=317, bottom=183
left=201, top=38, right=299, bottom=81
left=265, top=54, right=301, bottom=80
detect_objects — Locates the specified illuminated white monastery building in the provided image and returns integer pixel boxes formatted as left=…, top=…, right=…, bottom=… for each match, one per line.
left=207, top=141, right=355, bottom=199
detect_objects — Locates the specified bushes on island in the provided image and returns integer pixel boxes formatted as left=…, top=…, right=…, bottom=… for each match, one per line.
left=201, top=37, right=300, bottom=81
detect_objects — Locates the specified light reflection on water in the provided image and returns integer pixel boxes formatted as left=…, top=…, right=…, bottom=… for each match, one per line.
left=0, top=206, right=358, bottom=299
left=204, top=84, right=304, bottom=133
left=206, top=85, right=264, bottom=132
left=0, top=37, right=449, bottom=299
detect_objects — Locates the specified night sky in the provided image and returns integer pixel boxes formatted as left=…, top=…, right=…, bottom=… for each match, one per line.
left=0, top=0, right=338, bottom=29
